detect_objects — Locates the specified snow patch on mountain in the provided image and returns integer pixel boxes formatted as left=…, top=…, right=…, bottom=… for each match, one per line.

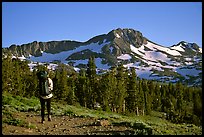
left=130, top=42, right=182, bottom=66
left=103, top=39, right=107, bottom=43
left=29, top=52, right=67, bottom=63
left=192, top=57, right=202, bottom=63
left=144, top=51, right=171, bottom=63
left=123, top=63, right=180, bottom=83
left=170, top=44, right=185, bottom=52
left=28, top=41, right=110, bottom=63
left=130, top=44, right=145, bottom=56
left=95, top=58, right=110, bottom=69
left=28, top=62, right=58, bottom=71
left=176, top=67, right=201, bottom=78
left=71, top=59, right=89, bottom=66
left=18, top=56, right=27, bottom=61
left=117, top=54, right=132, bottom=60
left=110, top=46, right=114, bottom=53
left=28, top=63, right=38, bottom=71
left=135, top=67, right=152, bottom=79
left=145, top=41, right=182, bottom=56
left=116, top=33, right=120, bottom=38
left=47, top=63, right=59, bottom=70
left=69, top=58, right=110, bottom=70
left=199, top=48, right=202, bottom=53
left=185, top=58, right=192, bottom=61
left=185, top=62, right=193, bottom=65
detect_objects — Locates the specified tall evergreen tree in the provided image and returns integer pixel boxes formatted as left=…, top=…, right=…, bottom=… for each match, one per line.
left=86, top=56, right=97, bottom=109
left=147, top=80, right=155, bottom=110
left=52, top=64, right=69, bottom=102
left=26, top=69, right=39, bottom=97
left=114, top=64, right=127, bottom=113
left=142, top=80, right=151, bottom=115
left=126, top=67, right=138, bottom=114
left=99, top=72, right=113, bottom=111
left=2, top=53, right=14, bottom=94
left=175, top=82, right=184, bottom=114
left=86, top=56, right=96, bottom=79
left=75, top=69, right=88, bottom=107
left=107, top=68, right=118, bottom=112
left=138, top=80, right=145, bottom=115
left=152, top=83, right=161, bottom=111
left=160, top=85, right=167, bottom=112
left=12, top=59, right=25, bottom=96
left=193, top=88, right=202, bottom=119
left=67, top=76, right=76, bottom=105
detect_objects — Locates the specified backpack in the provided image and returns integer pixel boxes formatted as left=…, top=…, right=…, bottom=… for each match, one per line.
left=37, top=71, right=50, bottom=96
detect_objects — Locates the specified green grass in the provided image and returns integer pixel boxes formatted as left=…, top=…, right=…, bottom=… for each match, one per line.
left=2, top=106, right=36, bottom=129
left=2, top=93, right=202, bottom=135
left=2, top=93, right=41, bottom=112
left=3, top=117, right=36, bottom=129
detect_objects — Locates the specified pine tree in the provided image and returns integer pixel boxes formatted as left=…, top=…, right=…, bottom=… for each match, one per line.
left=75, top=71, right=88, bottom=107
left=52, top=64, right=69, bottom=102
left=2, top=53, right=14, bottom=94
left=192, top=88, right=202, bottom=119
left=11, top=59, right=24, bottom=96
left=17, top=60, right=35, bottom=97
left=27, top=69, right=39, bottom=97
left=160, top=85, right=167, bottom=112
left=107, top=68, right=118, bottom=112
left=99, top=73, right=112, bottom=111
left=115, top=64, right=127, bottom=113
left=86, top=56, right=97, bottom=109
left=126, top=67, right=138, bottom=114
left=152, top=83, right=161, bottom=111
left=142, top=80, right=151, bottom=115
left=87, top=56, right=96, bottom=79
left=147, top=80, right=155, bottom=110
left=66, top=76, right=76, bottom=105
left=138, top=80, right=145, bottom=115
left=175, top=82, right=184, bottom=114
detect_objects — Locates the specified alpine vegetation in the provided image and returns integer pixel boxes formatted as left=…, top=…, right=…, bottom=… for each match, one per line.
left=2, top=28, right=202, bottom=135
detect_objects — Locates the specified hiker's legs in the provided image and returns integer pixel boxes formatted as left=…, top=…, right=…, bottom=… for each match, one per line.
left=40, top=97, right=45, bottom=122
left=47, top=98, right=51, bottom=121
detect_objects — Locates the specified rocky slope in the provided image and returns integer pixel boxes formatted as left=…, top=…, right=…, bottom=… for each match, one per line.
left=2, top=28, right=202, bottom=86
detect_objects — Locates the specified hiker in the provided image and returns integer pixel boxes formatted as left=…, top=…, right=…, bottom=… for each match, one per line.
left=37, top=70, right=53, bottom=124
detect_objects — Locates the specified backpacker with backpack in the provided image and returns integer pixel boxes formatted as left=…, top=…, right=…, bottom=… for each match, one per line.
left=37, top=71, right=52, bottom=97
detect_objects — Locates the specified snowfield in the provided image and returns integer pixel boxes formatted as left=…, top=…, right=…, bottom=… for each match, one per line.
left=117, top=54, right=132, bottom=60
left=175, top=67, right=201, bottom=79
left=144, top=41, right=182, bottom=56
left=28, top=41, right=111, bottom=63
left=170, top=44, right=185, bottom=52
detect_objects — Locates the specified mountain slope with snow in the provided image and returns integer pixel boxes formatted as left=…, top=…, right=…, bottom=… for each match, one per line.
left=2, top=28, right=202, bottom=86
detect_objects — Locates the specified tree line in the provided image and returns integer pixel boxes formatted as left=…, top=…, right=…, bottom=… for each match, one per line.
left=2, top=54, right=202, bottom=126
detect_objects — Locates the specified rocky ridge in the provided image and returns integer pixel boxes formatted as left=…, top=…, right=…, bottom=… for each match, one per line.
left=2, top=28, right=202, bottom=86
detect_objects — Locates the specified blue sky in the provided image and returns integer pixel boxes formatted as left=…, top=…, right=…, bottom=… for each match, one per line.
left=2, top=2, right=202, bottom=48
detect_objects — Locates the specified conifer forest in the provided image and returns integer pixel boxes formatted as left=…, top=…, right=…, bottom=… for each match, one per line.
left=2, top=54, right=202, bottom=127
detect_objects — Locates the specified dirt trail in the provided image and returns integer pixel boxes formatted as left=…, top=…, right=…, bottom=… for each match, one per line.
left=2, top=111, right=135, bottom=135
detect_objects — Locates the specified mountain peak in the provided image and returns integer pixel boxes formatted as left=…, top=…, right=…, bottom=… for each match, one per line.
left=176, top=41, right=201, bottom=52
left=112, top=28, right=141, bottom=35
left=2, top=28, right=202, bottom=86
left=109, top=28, right=147, bottom=47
